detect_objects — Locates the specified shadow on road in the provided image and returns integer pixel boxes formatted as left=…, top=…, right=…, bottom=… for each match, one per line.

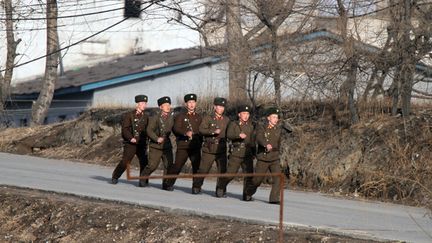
left=89, top=175, right=258, bottom=201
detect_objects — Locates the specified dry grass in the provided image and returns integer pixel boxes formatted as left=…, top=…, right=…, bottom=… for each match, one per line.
left=279, top=100, right=432, bottom=212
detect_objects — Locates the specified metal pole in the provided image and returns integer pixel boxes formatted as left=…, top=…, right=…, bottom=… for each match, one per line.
left=279, top=174, right=285, bottom=243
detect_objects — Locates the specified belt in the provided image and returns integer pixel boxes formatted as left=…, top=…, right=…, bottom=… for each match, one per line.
left=206, top=138, right=226, bottom=144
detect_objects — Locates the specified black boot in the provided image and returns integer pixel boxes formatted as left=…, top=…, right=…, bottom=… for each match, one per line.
left=192, top=187, right=201, bottom=194
left=138, top=179, right=148, bottom=187
left=162, top=184, right=174, bottom=191
left=215, top=187, right=226, bottom=198
left=269, top=201, right=280, bottom=205
left=243, top=194, right=253, bottom=201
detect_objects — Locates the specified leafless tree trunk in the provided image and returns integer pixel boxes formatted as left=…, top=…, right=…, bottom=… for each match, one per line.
left=31, top=0, right=59, bottom=125
left=386, top=0, right=431, bottom=116
left=226, top=0, right=248, bottom=102
left=252, top=0, right=296, bottom=106
left=270, top=30, right=282, bottom=106
left=346, top=54, right=359, bottom=123
left=398, top=0, right=414, bottom=117
left=337, top=0, right=359, bottom=124
left=0, top=0, right=21, bottom=111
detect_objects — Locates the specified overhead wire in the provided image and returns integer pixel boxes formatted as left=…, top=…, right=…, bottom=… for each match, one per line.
left=0, top=7, right=125, bottom=21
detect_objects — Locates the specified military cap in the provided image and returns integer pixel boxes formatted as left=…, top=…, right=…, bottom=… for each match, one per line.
left=135, top=95, right=148, bottom=103
left=265, top=107, right=280, bottom=117
left=184, top=93, right=197, bottom=102
left=213, top=97, right=227, bottom=106
left=157, top=96, right=171, bottom=106
left=238, top=105, right=251, bottom=113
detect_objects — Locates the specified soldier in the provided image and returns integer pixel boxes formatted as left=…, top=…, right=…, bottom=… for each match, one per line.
left=245, top=107, right=282, bottom=204
left=192, top=97, right=230, bottom=195
left=162, top=94, right=203, bottom=191
left=216, top=105, right=255, bottom=198
left=139, top=96, right=174, bottom=187
left=111, top=95, right=149, bottom=185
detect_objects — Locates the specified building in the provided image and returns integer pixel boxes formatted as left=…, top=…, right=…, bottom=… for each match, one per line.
left=4, top=47, right=227, bottom=126
left=0, top=0, right=200, bottom=83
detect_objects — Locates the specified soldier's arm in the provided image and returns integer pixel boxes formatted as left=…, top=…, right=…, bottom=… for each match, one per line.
left=274, top=128, right=282, bottom=150
left=268, top=127, right=282, bottom=150
left=172, top=113, right=187, bottom=136
left=222, top=117, right=230, bottom=137
left=143, top=115, right=149, bottom=137
left=226, top=121, right=240, bottom=141
left=166, top=115, right=174, bottom=136
left=255, top=126, right=268, bottom=147
left=199, top=116, right=214, bottom=136
left=250, top=124, right=257, bottom=145
left=281, top=119, right=294, bottom=133
left=146, top=116, right=159, bottom=142
left=121, top=113, right=134, bottom=141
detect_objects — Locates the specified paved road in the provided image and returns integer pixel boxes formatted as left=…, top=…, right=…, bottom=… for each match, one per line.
left=0, top=152, right=431, bottom=242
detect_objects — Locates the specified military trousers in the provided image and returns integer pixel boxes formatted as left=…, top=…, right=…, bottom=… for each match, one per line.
left=192, top=151, right=227, bottom=190
left=245, top=159, right=281, bottom=203
left=112, top=143, right=148, bottom=180
left=140, top=147, right=173, bottom=185
left=216, top=154, right=253, bottom=195
left=163, top=147, right=201, bottom=188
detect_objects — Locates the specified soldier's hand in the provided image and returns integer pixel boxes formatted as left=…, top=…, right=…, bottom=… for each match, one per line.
left=239, top=133, right=247, bottom=139
left=284, top=167, right=290, bottom=179
left=266, top=144, right=273, bottom=151
left=214, top=128, right=221, bottom=134
left=157, top=137, right=164, bottom=144
left=280, top=162, right=290, bottom=179
left=130, top=138, right=137, bottom=144
left=186, top=131, right=193, bottom=138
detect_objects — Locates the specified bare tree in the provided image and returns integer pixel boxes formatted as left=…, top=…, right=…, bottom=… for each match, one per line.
left=31, top=0, right=59, bottom=125
left=386, top=0, right=432, bottom=116
left=156, top=0, right=251, bottom=102
left=226, top=0, right=249, bottom=102
left=242, top=0, right=297, bottom=107
left=0, top=0, right=21, bottom=111
left=336, top=0, right=359, bottom=123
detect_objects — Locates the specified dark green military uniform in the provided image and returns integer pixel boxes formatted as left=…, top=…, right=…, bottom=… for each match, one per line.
left=245, top=107, right=282, bottom=203
left=192, top=97, right=230, bottom=194
left=112, top=95, right=149, bottom=184
left=216, top=105, right=255, bottom=198
left=140, top=96, right=174, bottom=187
left=163, top=94, right=203, bottom=190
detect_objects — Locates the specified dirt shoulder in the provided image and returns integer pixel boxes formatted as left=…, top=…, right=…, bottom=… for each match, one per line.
left=0, top=186, right=384, bottom=243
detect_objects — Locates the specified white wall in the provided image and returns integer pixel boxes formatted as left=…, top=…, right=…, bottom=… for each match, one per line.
left=1, top=0, right=200, bottom=83
left=92, top=62, right=229, bottom=107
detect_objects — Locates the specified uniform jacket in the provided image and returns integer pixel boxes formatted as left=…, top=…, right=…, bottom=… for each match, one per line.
left=226, top=120, right=255, bottom=158
left=172, top=110, right=203, bottom=150
left=199, top=113, right=230, bottom=154
left=255, top=123, right=281, bottom=162
left=147, top=111, right=174, bottom=150
left=121, top=109, right=149, bottom=144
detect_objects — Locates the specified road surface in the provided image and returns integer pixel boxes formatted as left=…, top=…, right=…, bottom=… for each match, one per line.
left=0, top=152, right=431, bottom=242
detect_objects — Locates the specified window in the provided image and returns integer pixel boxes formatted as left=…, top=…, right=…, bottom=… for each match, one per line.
left=19, top=118, right=28, bottom=127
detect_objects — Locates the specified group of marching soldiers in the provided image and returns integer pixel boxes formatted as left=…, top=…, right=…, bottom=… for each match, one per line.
left=111, top=94, right=287, bottom=204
